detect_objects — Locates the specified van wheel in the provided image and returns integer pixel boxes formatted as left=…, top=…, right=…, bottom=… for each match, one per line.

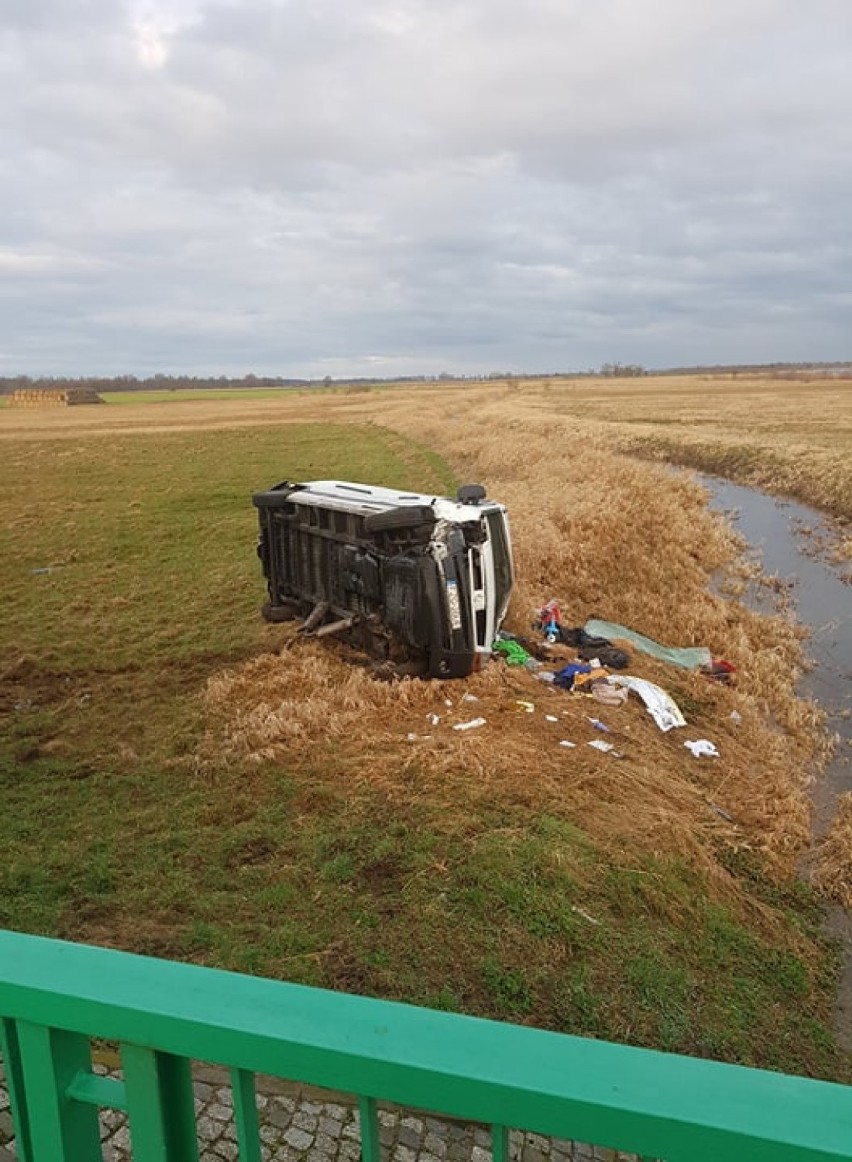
left=261, top=600, right=299, bottom=623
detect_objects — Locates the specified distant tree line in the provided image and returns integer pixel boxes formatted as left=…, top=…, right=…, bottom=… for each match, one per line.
left=2, top=361, right=849, bottom=395
left=0, top=374, right=310, bottom=395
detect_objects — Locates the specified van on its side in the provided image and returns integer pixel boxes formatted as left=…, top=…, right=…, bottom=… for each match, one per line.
left=253, top=480, right=513, bottom=678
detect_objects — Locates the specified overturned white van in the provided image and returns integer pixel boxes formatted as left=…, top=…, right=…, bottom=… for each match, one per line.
left=252, top=480, right=513, bottom=678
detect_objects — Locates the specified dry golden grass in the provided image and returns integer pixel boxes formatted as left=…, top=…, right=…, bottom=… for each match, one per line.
left=814, top=793, right=852, bottom=907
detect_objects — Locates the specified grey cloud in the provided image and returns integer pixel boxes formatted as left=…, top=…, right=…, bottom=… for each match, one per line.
left=1, top=0, right=851, bottom=374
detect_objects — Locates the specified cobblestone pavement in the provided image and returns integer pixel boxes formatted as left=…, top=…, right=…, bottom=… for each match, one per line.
left=0, top=1061, right=641, bottom=1162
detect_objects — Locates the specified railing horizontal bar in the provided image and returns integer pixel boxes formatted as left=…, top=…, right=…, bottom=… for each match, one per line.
left=65, top=1070, right=127, bottom=1111
left=1, top=930, right=850, bottom=1162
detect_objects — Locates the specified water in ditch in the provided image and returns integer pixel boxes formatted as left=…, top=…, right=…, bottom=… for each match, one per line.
left=700, top=475, right=852, bottom=1044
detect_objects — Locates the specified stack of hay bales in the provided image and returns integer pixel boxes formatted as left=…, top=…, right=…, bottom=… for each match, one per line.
left=7, top=387, right=104, bottom=407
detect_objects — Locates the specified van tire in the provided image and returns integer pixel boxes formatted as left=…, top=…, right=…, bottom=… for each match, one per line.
left=261, top=600, right=299, bottom=623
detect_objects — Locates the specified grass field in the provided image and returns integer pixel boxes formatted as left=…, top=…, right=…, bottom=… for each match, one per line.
left=1, top=376, right=850, bottom=1080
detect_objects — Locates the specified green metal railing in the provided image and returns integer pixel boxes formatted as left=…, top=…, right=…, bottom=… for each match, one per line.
left=1, top=929, right=851, bottom=1161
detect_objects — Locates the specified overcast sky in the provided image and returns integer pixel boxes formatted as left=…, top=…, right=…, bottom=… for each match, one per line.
left=2, top=0, right=851, bottom=377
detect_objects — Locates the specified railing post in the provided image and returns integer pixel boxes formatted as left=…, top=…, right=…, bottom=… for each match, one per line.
left=358, top=1095, right=381, bottom=1162
left=14, top=1022, right=101, bottom=1162
left=230, top=1067, right=261, bottom=1162
left=0, top=1018, right=34, bottom=1162
left=122, top=1043, right=199, bottom=1162
left=491, top=1123, right=509, bottom=1162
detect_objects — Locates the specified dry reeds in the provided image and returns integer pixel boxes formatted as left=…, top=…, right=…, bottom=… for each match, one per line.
left=813, top=794, right=852, bottom=907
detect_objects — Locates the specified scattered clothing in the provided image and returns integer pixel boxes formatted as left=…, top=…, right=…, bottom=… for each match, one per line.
left=552, top=625, right=630, bottom=669
left=492, top=638, right=533, bottom=666
left=572, top=667, right=609, bottom=691
left=584, top=619, right=712, bottom=671
left=684, top=739, right=720, bottom=758
left=700, top=658, right=737, bottom=683
left=610, top=675, right=687, bottom=732
left=590, top=680, right=629, bottom=707
left=553, top=662, right=592, bottom=690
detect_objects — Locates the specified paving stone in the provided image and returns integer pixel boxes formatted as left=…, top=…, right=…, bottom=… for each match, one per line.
left=325, top=1103, right=348, bottom=1121
left=525, top=1134, right=550, bottom=1154
left=293, top=1110, right=318, bottom=1132
left=213, top=1142, right=239, bottom=1162
left=523, top=1147, right=549, bottom=1162
left=207, top=1103, right=234, bottom=1123
left=112, top=1125, right=131, bottom=1151
left=424, top=1132, right=448, bottom=1158
left=320, top=1117, right=343, bottom=1137
left=399, top=1124, right=423, bottom=1150
left=472, top=1145, right=492, bottom=1162
left=283, top=1126, right=314, bottom=1151
left=393, top=1147, right=417, bottom=1162
left=447, top=1125, right=471, bottom=1143
left=315, top=1131, right=338, bottom=1155
left=267, top=1104, right=295, bottom=1130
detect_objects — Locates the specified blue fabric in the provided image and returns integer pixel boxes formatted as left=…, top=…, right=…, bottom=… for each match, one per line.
left=553, top=662, right=592, bottom=690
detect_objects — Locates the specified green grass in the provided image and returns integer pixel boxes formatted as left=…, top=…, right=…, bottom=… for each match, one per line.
left=98, top=388, right=303, bottom=404
left=0, top=420, right=848, bottom=1081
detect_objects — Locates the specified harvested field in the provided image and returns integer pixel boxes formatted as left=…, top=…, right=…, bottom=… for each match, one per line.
left=1, top=375, right=849, bottom=1078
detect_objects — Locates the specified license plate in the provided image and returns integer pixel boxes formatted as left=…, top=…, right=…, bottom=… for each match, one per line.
left=445, top=579, right=463, bottom=630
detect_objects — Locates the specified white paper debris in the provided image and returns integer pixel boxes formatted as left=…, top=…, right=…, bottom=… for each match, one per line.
left=559, top=739, right=577, bottom=748
left=453, top=717, right=487, bottom=732
left=684, top=739, right=719, bottom=758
